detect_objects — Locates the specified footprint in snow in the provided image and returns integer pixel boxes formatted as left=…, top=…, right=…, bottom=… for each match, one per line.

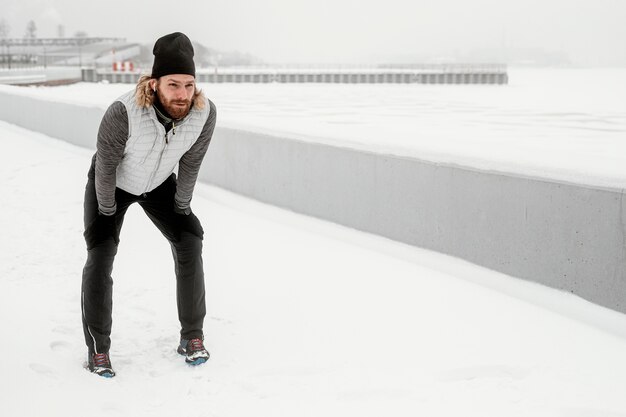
left=50, top=340, right=71, bottom=352
left=51, top=325, right=74, bottom=335
left=29, top=363, right=58, bottom=379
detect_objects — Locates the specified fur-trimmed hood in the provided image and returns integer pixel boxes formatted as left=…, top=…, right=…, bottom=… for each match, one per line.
left=134, top=74, right=206, bottom=111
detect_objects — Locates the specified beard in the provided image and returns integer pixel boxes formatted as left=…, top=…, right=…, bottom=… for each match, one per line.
left=156, top=92, right=192, bottom=120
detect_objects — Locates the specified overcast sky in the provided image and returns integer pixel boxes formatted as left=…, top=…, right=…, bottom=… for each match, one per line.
left=3, top=0, right=626, bottom=65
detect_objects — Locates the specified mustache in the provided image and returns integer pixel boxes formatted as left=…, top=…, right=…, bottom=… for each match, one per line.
left=156, top=93, right=190, bottom=106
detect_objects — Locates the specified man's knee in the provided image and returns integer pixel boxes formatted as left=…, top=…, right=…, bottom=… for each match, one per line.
left=176, top=213, right=204, bottom=241
left=84, top=215, right=121, bottom=250
left=84, top=240, right=118, bottom=269
left=171, top=231, right=203, bottom=263
left=176, top=230, right=203, bottom=249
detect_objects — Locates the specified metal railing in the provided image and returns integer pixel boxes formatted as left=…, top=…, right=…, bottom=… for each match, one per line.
left=83, top=66, right=508, bottom=85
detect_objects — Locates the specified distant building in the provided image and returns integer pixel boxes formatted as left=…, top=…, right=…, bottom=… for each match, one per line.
left=0, top=37, right=140, bottom=70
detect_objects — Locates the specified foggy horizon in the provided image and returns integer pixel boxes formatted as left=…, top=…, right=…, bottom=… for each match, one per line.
left=3, top=0, right=626, bottom=66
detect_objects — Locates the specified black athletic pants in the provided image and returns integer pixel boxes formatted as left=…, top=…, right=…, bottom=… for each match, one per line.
left=81, top=157, right=206, bottom=354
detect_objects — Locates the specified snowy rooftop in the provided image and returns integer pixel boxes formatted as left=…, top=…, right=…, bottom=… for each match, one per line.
left=1, top=67, right=625, bottom=189
left=2, top=117, right=626, bottom=415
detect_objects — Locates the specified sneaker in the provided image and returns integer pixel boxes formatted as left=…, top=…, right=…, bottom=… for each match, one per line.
left=177, top=338, right=210, bottom=365
left=87, top=352, right=116, bottom=378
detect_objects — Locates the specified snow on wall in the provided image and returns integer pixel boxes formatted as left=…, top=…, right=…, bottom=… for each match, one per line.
left=1, top=88, right=625, bottom=313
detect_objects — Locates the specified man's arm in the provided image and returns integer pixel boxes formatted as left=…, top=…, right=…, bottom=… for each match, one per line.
left=175, top=99, right=217, bottom=214
left=95, top=101, right=129, bottom=216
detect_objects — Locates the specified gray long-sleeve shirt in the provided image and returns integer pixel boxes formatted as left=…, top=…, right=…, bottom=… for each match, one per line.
left=95, top=99, right=217, bottom=215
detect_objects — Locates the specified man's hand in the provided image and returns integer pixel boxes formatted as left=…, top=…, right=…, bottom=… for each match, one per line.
left=173, top=205, right=203, bottom=239
left=174, top=205, right=192, bottom=216
left=84, top=213, right=119, bottom=249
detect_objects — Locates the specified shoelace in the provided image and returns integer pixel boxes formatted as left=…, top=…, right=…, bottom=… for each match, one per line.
left=93, top=353, right=111, bottom=368
left=189, top=338, right=204, bottom=352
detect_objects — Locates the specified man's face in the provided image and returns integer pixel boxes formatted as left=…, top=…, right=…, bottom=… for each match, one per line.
left=153, top=74, right=196, bottom=119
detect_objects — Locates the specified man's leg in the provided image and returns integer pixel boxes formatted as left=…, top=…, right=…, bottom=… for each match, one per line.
left=80, top=159, right=134, bottom=354
left=170, top=230, right=206, bottom=341
left=138, top=175, right=206, bottom=341
left=81, top=237, right=117, bottom=354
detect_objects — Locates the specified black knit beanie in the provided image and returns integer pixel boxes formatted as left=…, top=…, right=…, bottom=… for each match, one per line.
left=151, top=32, right=196, bottom=78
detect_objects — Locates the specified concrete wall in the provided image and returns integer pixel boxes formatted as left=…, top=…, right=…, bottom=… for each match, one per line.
left=1, top=89, right=625, bottom=313
left=0, top=92, right=102, bottom=146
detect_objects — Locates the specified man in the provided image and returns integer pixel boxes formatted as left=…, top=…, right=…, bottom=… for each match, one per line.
left=81, top=32, right=217, bottom=377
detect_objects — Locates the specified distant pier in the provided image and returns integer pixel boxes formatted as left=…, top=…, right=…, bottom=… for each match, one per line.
left=82, top=64, right=508, bottom=85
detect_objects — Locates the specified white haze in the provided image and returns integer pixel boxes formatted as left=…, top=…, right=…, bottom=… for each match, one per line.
left=3, top=0, right=626, bottom=65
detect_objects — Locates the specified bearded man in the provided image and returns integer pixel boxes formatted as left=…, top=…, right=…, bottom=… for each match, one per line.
left=81, top=32, right=217, bottom=377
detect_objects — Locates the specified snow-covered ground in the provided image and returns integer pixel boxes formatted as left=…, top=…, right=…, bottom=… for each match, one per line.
left=2, top=117, right=626, bottom=415
left=1, top=68, right=625, bottom=188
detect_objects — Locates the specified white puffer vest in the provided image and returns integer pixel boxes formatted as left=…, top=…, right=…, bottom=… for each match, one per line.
left=115, top=90, right=211, bottom=196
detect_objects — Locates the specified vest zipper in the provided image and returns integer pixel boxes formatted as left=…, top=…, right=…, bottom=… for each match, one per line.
left=144, top=131, right=169, bottom=194
left=143, top=110, right=188, bottom=193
